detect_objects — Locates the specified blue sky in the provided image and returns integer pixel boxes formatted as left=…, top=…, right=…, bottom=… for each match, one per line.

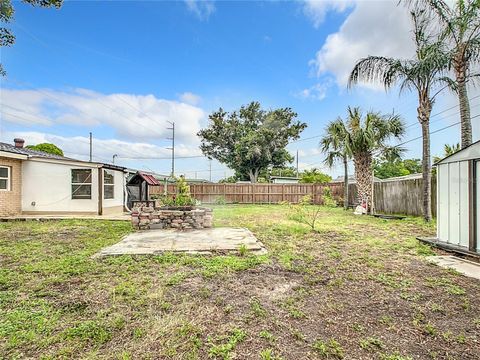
left=1, top=0, right=478, bottom=180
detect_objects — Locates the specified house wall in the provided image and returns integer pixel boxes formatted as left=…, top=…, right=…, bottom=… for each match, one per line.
left=22, top=160, right=99, bottom=214
left=102, top=169, right=125, bottom=214
left=437, top=160, right=470, bottom=249
left=0, top=157, right=22, bottom=216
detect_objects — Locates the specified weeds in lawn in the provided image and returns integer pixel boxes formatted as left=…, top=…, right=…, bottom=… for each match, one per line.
left=238, top=244, right=248, bottom=256
left=208, top=328, right=246, bottom=359
left=312, top=338, right=344, bottom=359
left=64, top=320, right=112, bottom=344
left=359, top=337, right=384, bottom=351
left=260, top=348, right=283, bottom=360
left=380, top=352, right=413, bottom=360
left=259, top=330, right=276, bottom=342
left=250, top=298, right=267, bottom=318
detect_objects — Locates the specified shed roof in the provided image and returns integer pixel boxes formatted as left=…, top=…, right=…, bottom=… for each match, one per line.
left=138, top=171, right=161, bottom=186
left=435, top=140, right=480, bottom=165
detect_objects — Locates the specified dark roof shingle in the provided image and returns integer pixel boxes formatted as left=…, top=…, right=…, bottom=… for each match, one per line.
left=0, top=142, right=76, bottom=161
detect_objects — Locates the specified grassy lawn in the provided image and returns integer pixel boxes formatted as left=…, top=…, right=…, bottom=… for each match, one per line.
left=1, top=205, right=479, bottom=359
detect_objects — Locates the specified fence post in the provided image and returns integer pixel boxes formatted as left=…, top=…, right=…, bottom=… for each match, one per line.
left=282, top=184, right=285, bottom=203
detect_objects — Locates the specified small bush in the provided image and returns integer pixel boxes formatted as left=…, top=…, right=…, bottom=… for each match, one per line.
left=215, top=196, right=227, bottom=205
left=289, top=195, right=321, bottom=232
left=152, top=176, right=198, bottom=207
left=322, top=187, right=337, bottom=207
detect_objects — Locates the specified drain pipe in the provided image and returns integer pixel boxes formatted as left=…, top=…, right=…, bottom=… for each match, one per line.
left=124, top=172, right=131, bottom=213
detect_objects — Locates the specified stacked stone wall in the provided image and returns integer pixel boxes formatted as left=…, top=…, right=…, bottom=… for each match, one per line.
left=131, top=205, right=212, bottom=230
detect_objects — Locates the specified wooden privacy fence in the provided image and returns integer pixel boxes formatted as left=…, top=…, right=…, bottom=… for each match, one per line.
left=373, top=178, right=437, bottom=217
left=149, top=183, right=344, bottom=205
left=148, top=178, right=437, bottom=217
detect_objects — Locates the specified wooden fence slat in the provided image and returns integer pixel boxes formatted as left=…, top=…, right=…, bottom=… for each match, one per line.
left=147, top=179, right=435, bottom=217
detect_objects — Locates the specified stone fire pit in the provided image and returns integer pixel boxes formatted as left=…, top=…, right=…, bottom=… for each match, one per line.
left=131, top=203, right=213, bottom=230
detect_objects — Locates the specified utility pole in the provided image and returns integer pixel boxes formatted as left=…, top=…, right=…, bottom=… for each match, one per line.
left=296, top=149, right=299, bottom=178
left=209, top=159, right=212, bottom=182
left=166, top=121, right=175, bottom=178
left=112, top=154, right=118, bottom=164
left=89, top=132, right=92, bottom=162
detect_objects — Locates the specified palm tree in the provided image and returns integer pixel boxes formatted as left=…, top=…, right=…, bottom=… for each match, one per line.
left=349, top=11, right=449, bottom=222
left=322, top=107, right=406, bottom=214
left=320, top=118, right=351, bottom=210
left=412, top=0, right=480, bottom=148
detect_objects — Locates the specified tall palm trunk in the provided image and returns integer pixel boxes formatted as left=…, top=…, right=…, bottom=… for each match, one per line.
left=353, top=151, right=373, bottom=212
left=418, top=96, right=432, bottom=222
left=454, top=50, right=472, bottom=148
left=343, top=155, right=349, bottom=210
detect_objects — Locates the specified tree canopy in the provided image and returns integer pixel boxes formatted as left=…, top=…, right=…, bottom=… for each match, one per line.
left=300, top=168, right=332, bottom=184
left=374, top=158, right=422, bottom=179
left=25, top=143, right=64, bottom=156
left=198, top=102, right=306, bottom=183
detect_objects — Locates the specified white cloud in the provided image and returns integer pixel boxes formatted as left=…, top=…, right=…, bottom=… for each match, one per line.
left=0, top=130, right=202, bottom=164
left=0, top=88, right=205, bottom=143
left=310, top=0, right=415, bottom=88
left=302, top=0, right=354, bottom=28
left=178, top=92, right=202, bottom=105
left=185, top=0, right=216, bottom=21
left=295, top=81, right=332, bottom=101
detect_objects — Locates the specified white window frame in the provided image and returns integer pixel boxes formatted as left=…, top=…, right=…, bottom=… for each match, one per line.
left=0, top=166, right=11, bottom=191
left=103, top=169, right=115, bottom=200
left=71, top=169, right=92, bottom=200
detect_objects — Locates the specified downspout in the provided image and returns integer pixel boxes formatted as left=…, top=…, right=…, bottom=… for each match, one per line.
left=124, top=171, right=131, bottom=213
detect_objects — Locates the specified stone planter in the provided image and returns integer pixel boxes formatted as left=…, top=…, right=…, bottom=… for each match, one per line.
left=131, top=205, right=213, bottom=230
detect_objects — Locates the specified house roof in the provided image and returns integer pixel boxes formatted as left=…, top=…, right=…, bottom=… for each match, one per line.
left=380, top=173, right=423, bottom=182
left=435, top=139, right=480, bottom=165
left=138, top=171, right=161, bottom=186
left=270, top=176, right=300, bottom=180
left=332, top=175, right=383, bottom=183
left=0, top=142, right=76, bottom=161
left=0, top=142, right=126, bottom=171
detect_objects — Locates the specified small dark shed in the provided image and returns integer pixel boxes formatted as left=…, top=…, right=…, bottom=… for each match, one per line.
left=126, top=171, right=161, bottom=209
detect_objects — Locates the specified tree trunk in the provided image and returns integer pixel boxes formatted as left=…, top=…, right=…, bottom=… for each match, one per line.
left=353, top=151, right=372, bottom=211
left=248, top=168, right=259, bottom=183
left=454, top=57, right=472, bottom=148
left=343, top=156, right=349, bottom=210
left=418, top=97, right=432, bottom=222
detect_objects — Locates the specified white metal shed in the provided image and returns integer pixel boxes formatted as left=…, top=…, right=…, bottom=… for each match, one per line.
left=434, top=140, right=480, bottom=255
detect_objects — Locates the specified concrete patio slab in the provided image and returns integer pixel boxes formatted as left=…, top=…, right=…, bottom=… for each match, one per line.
left=94, top=227, right=267, bottom=257
left=426, top=255, right=480, bottom=280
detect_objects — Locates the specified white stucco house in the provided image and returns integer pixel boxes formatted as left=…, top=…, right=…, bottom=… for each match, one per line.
left=0, top=138, right=127, bottom=217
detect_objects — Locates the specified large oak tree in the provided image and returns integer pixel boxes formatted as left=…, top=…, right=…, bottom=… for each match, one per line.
left=198, top=102, right=306, bottom=183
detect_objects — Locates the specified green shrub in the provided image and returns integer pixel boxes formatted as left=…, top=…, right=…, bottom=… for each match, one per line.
left=151, top=176, right=198, bottom=207
left=322, top=187, right=337, bottom=207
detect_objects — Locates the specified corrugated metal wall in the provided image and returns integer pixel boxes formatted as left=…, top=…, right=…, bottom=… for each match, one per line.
left=437, top=161, right=470, bottom=249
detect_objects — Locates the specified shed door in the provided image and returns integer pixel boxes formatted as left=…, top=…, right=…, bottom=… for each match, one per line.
left=477, top=161, right=480, bottom=252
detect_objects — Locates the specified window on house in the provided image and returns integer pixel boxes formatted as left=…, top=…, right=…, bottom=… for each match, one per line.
left=0, top=166, right=10, bottom=191
left=71, top=169, right=92, bottom=199
left=104, top=169, right=114, bottom=199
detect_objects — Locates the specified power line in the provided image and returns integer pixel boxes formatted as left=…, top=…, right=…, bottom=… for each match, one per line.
left=10, top=23, right=172, bottom=131
left=290, top=96, right=479, bottom=144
